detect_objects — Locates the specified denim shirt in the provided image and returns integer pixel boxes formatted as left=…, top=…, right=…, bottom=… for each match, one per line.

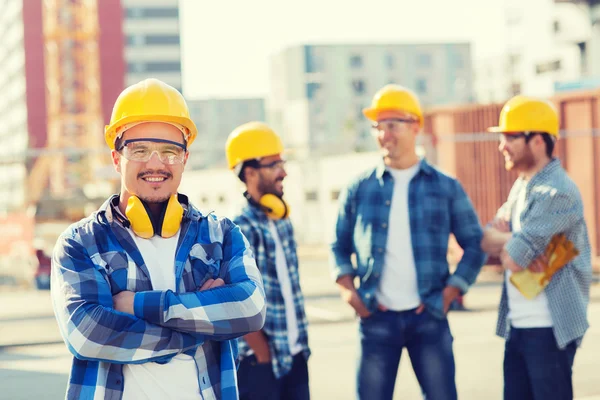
left=330, top=159, right=487, bottom=318
left=495, top=158, right=592, bottom=348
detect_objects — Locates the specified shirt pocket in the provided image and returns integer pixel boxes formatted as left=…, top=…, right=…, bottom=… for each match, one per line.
left=421, top=192, right=451, bottom=233
left=94, top=251, right=130, bottom=295
left=189, top=242, right=224, bottom=288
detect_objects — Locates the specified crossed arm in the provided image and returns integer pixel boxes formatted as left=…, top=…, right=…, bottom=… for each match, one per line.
left=52, top=225, right=266, bottom=364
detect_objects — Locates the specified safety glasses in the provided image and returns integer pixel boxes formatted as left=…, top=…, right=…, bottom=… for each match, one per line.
left=117, top=138, right=187, bottom=165
left=371, top=118, right=418, bottom=136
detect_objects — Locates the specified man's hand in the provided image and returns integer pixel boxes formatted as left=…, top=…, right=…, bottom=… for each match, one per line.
left=481, top=225, right=512, bottom=256
left=442, top=286, right=461, bottom=314
left=199, top=278, right=225, bottom=291
left=343, top=288, right=371, bottom=318
left=244, top=331, right=271, bottom=364
left=491, top=218, right=510, bottom=233
left=113, top=290, right=135, bottom=315
left=529, top=254, right=548, bottom=273
left=336, top=275, right=371, bottom=318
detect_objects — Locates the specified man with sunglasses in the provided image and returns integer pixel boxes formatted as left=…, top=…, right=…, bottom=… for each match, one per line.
left=51, top=79, right=266, bottom=400
left=225, top=122, right=311, bottom=400
left=481, top=95, right=591, bottom=400
left=330, top=84, right=487, bottom=400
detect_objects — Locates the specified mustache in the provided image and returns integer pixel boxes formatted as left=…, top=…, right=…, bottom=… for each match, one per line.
left=138, top=170, right=172, bottom=179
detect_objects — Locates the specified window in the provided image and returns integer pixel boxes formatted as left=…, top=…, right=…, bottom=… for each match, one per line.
left=331, top=190, right=340, bottom=201
left=416, top=78, right=428, bottom=94
left=352, top=79, right=365, bottom=95
left=145, top=61, right=181, bottom=72
left=535, top=60, right=561, bottom=74
left=417, top=53, right=432, bottom=68
left=350, top=55, right=363, bottom=68
left=385, top=53, right=395, bottom=69
left=305, top=191, right=318, bottom=201
left=145, top=35, right=180, bottom=45
left=553, top=20, right=560, bottom=33
left=306, top=82, right=321, bottom=99
left=125, top=8, right=179, bottom=18
left=305, top=46, right=324, bottom=73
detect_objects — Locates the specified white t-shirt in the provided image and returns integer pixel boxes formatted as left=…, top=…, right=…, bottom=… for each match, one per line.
left=376, top=164, right=422, bottom=311
left=268, top=220, right=303, bottom=355
left=122, top=229, right=207, bottom=400
left=505, top=180, right=553, bottom=328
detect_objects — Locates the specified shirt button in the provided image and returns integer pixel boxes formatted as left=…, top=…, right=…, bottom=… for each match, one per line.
left=381, top=223, right=387, bottom=229
left=365, top=293, right=372, bottom=299
left=385, top=200, right=391, bottom=206
left=378, top=248, right=384, bottom=253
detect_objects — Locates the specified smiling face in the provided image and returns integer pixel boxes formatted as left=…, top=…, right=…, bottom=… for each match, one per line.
left=111, top=122, right=188, bottom=208
left=372, top=110, right=420, bottom=162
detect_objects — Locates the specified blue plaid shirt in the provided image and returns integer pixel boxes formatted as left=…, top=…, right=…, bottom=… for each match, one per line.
left=233, top=204, right=310, bottom=379
left=495, top=158, right=592, bottom=348
left=330, top=159, right=487, bottom=318
left=51, top=195, right=266, bottom=400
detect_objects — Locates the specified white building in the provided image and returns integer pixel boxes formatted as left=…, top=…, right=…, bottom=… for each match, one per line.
left=180, top=151, right=384, bottom=245
left=122, top=0, right=182, bottom=92
left=475, top=0, right=600, bottom=102
left=267, top=43, right=474, bottom=158
left=0, top=1, right=28, bottom=213
left=187, top=98, right=265, bottom=170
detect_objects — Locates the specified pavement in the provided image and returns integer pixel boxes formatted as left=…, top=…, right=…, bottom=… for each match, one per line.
left=1, top=256, right=600, bottom=399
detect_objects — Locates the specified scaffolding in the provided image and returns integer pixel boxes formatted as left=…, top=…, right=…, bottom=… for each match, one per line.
left=27, top=0, right=104, bottom=212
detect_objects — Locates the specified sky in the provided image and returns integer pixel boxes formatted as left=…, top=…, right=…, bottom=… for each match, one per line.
left=179, top=0, right=507, bottom=99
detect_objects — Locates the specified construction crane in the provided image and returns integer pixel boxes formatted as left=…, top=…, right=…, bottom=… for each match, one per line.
left=27, top=0, right=105, bottom=216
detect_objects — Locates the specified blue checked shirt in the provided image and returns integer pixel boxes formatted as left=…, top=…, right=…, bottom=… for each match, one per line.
left=495, top=158, right=592, bottom=348
left=330, top=159, right=487, bottom=318
left=51, top=195, right=266, bottom=400
left=233, top=204, right=310, bottom=379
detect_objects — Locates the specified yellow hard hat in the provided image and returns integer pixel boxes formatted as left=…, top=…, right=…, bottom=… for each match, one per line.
left=225, top=122, right=284, bottom=170
left=363, top=84, right=423, bottom=127
left=488, top=95, right=559, bottom=137
left=104, top=78, right=198, bottom=149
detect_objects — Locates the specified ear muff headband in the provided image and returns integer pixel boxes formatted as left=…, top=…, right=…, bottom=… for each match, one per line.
left=125, top=194, right=183, bottom=238
left=243, top=191, right=290, bottom=220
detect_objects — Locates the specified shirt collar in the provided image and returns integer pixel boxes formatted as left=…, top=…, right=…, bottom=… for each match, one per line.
left=375, top=157, right=433, bottom=179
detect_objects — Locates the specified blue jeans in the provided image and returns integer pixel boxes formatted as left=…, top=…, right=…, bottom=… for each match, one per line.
left=357, top=309, right=457, bottom=400
left=504, top=327, right=577, bottom=400
left=237, top=353, right=309, bottom=400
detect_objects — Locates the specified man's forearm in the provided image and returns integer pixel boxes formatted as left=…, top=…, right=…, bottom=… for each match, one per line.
left=336, top=274, right=356, bottom=292
left=482, top=230, right=512, bottom=257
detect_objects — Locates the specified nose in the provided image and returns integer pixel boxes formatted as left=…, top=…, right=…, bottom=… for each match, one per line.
left=145, top=151, right=166, bottom=168
left=498, top=140, right=507, bottom=153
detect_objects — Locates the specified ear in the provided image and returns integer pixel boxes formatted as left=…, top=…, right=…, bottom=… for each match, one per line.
left=183, top=151, right=190, bottom=167
left=111, top=149, right=122, bottom=173
left=411, top=122, right=421, bottom=136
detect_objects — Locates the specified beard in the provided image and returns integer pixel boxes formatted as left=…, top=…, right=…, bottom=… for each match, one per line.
left=139, top=193, right=171, bottom=204
left=504, top=150, right=535, bottom=171
left=258, top=175, right=284, bottom=198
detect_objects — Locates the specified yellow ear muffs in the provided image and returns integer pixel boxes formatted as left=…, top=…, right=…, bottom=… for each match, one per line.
left=259, top=193, right=290, bottom=220
left=125, top=194, right=183, bottom=238
left=161, top=195, right=184, bottom=237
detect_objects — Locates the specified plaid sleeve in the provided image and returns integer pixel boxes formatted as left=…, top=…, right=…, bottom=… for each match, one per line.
left=51, top=233, right=204, bottom=364
left=448, top=179, right=487, bottom=293
left=505, top=191, right=580, bottom=268
left=133, top=218, right=266, bottom=339
left=330, top=183, right=357, bottom=281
